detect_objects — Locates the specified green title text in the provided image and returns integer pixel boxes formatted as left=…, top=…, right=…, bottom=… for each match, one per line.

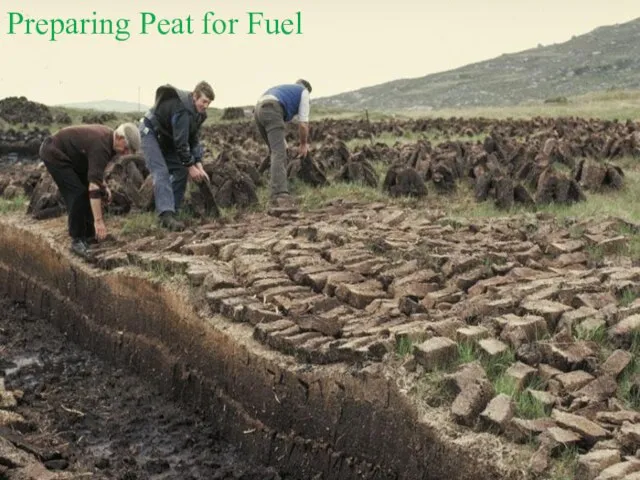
left=2, top=11, right=304, bottom=41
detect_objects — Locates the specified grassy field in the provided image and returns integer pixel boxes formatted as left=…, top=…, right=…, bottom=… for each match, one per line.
left=220, top=88, right=640, bottom=123
left=389, top=89, right=640, bottom=121
left=302, top=89, right=640, bottom=122
left=2, top=88, right=639, bottom=134
left=0, top=104, right=230, bottom=132
left=213, top=90, right=640, bottom=123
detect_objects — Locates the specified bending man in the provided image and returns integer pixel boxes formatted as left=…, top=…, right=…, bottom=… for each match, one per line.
left=39, top=123, right=141, bottom=258
left=254, top=79, right=311, bottom=214
left=140, top=81, right=213, bottom=231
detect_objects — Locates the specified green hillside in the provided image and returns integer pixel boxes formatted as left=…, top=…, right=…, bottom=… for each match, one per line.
left=314, top=17, right=640, bottom=110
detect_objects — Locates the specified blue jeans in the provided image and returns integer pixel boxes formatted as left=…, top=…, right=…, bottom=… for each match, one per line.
left=139, top=124, right=189, bottom=215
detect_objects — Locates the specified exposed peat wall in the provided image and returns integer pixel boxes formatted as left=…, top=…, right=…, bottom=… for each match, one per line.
left=0, top=218, right=515, bottom=480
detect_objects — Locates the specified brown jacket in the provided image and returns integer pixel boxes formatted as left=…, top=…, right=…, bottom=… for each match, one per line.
left=40, top=125, right=117, bottom=185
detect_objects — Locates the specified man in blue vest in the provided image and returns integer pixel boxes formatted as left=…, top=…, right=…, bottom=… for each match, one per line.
left=140, top=81, right=213, bottom=231
left=254, top=79, right=311, bottom=214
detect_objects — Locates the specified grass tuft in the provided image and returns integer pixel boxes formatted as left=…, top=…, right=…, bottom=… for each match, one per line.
left=547, top=445, right=581, bottom=480
left=118, top=212, right=162, bottom=238
left=0, top=195, right=28, bottom=214
left=618, top=332, right=640, bottom=410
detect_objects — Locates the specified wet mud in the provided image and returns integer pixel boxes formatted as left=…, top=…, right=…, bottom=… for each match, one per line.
left=0, top=296, right=283, bottom=480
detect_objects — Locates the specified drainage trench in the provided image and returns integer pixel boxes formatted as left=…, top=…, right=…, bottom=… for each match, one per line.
left=0, top=296, right=283, bottom=479
left=0, top=219, right=510, bottom=480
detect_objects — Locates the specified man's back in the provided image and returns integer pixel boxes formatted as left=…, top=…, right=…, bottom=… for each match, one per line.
left=152, top=85, right=207, bottom=141
left=49, top=124, right=115, bottom=183
left=262, top=84, right=307, bottom=123
left=152, top=96, right=183, bottom=136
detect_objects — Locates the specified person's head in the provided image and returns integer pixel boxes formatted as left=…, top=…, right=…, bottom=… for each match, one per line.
left=296, top=79, right=312, bottom=93
left=113, top=123, right=141, bottom=155
left=192, top=81, right=215, bottom=113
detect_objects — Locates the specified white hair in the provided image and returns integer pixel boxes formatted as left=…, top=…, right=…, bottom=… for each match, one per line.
left=115, top=122, right=141, bottom=153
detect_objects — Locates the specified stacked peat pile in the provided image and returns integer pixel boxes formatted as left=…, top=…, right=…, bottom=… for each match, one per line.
left=0, top=128, right=51, bottom=158
left=220, top=107, right=247, bottom=121
left=0, top=96, right=53, bottom=125
left=2, top=114, right=638, bottom=220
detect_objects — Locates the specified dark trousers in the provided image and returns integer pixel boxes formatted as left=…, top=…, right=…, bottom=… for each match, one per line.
left=254, top=101, right=288, bottom=197
left=40, top=139, right=95, bottom=240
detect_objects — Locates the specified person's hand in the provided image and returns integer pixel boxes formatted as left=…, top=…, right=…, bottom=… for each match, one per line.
left=94, top=219, right=107, bottom=241
left=299, top=144, right=309, bottom=157
left=188, top=164, right=208, bottom=183
left=196, top=163, right=210, bottom=182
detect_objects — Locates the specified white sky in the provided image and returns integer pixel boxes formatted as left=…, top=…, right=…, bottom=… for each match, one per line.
left=0, top=1, right=638, bottom=108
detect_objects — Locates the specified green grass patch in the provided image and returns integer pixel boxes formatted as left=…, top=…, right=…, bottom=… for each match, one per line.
left=456, top=342, right=551, bottom=419
left=396, top=336, right=414, bottom=357
left=147, top=262, right=174, bottom=283
left=515, top=387, right=550, bottom=420
left=574, top=323, right=608, bottom=344
left=0, top=195, right=27, bottom=214
left=310, top=106, right=403, bottom=122
left=346, top=129, right=488, bottom=149
left=290, top=178, right=388, bottom=210
left=618, top=333, right=640, bottom=410
left=394, top=89, right=640, bottom=121
left=456, top=341, right=477, bottom=365
left=568, top=224, right=586, bottom=239
left=455, top=340, right=515, bottom=382
left=547, top=445, right=581, bottom=480
left=494, top=374, right=550, bottom=419
left=412, top=368, right=456, bottom=407
left=346, top=130, right=422, bottom=149
left=618, top=288, right=638, bottom=307
left=118, top=212, right=162, bottom=238
left=439, top=160, right=640, bottom=237
left=584, top=244, right=605, bottom=265
left=615, top=224, right=640, bottom=263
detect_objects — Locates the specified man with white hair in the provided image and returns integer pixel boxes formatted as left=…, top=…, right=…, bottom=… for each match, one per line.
left=39, top=122, right=141, bottom=258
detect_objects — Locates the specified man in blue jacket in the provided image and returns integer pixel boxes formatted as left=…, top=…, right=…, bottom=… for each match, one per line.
left=254, top=79, right=311, bottom=214
left=140, top=81, right=213, bottom=231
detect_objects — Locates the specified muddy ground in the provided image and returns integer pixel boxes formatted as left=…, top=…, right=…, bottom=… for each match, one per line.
left=0, top=296, right=284, bottom=480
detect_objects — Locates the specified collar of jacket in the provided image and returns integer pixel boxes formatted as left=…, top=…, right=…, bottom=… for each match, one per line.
left=177, top=89, right=207, bottom=122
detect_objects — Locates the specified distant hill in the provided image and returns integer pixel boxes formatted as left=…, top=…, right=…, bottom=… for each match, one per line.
left=314, top=17, right=640, bottom=110
left=58, top=100, right=150, bottom=113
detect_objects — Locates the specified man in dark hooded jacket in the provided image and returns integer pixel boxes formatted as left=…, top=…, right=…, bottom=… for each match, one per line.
left=140, top=80, right=213, bottom=231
